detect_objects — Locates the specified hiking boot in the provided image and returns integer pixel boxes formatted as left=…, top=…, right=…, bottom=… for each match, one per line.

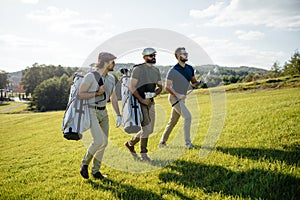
left=158, top=141, right=167, bottom=148
left=140, top=153, right=153, bottom=162
left=92, top=171, right=105, bottom=180
left=124, top=141, right=138, bottom=157
left=186, top=143, right=195, bottom=149
left=80, top=164, right=89, bottom=179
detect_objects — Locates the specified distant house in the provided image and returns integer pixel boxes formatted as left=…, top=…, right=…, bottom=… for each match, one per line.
left=7, top=71, right=23, bottom=93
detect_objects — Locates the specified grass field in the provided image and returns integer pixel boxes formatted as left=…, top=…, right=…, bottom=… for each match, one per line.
left=0, top=86, right=299, bottom=200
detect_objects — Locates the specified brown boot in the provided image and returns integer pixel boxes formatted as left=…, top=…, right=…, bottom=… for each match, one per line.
left=124, top=141, right=138, bottom=158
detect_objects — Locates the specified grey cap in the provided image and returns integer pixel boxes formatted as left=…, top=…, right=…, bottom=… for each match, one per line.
left=98, top=52, right=117, bottom=63
left=142, top=48, right=156, bottom=56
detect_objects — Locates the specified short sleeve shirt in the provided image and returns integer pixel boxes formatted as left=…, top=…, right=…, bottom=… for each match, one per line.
left=167, top=63, right=194, bottom=95
left=131, top=63, right=161, bottom=99
left=81, top=71, right=115, bottom=107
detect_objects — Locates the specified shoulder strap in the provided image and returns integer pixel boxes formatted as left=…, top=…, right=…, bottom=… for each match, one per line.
left=92, top=71, right=106, bottom=104
left=92, top=71, right=104, bottom=86
left=133, top=63, right=144, bottom=68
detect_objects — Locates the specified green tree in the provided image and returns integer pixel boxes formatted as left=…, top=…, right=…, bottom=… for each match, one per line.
left=0, top=70, right=8, bottom=89
left=33, top=77, right=62, bottom=111
left=267, top=61, right=282, bottom=78
left=244, top=73, right=254, bottom=82
left=271, top=61, right=281, bottom=73
left=22, top=63, right=44, bottom=96
left=22, top=63, right=78, bottom=96
left=32, top=74, right=74, bottom=111
left=59, top=74, right=73, bottom=108
left=283, top=50, right=300, bottom=75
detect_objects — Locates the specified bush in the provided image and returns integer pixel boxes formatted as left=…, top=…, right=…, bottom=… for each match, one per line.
left=32, top=75, right=72, bottom=111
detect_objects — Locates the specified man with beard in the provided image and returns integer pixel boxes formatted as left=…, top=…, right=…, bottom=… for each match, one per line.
left=78, top=52, right=122, bottom=179
left=158, top=47, right=200, bottom=149
left=124, top=47, right=162, bottom=162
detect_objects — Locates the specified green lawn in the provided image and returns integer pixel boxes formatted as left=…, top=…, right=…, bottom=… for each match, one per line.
left=0, top=87, right=299, bottom=200
left=0, top=102, right=28, bottom=113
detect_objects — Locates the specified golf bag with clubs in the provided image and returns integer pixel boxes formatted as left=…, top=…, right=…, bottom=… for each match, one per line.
left=62, top=71, right=103, bottom=140
left=120, top=68, right=143, bottom=133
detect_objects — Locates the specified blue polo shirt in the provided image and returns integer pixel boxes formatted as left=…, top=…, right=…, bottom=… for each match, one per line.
left=166, top=63, right=194, bottom=95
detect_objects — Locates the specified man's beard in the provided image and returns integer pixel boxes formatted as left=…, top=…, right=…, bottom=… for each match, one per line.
left=108, top=64, right=115, bottom=71
left=146, top=58, right=156, bottom=64
left=180, top=58, right=188, bottom=62
left=180, top=55, right=188, bottom=62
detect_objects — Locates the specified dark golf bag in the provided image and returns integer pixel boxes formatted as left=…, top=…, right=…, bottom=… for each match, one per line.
left=120, top=71, right=143, bottom=134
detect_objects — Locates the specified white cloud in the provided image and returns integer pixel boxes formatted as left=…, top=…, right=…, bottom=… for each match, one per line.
left=193, top=36, right=285, bottom=69
left=0, top=33, right=86, bottom=71
left=21, top=0, right=39, bottom=4
left=190, top=2, right=224, bottom=19
left=235, top=30, right=265, bottom=40
left=0, top=34, right=77, bottom=72
left=0, top=34, right=57, bottom=48
left=190, top=0, right=300, bottom=30
left=26, top=6, right=79, bottom=22
left=26, top=6, right=115, bottom=40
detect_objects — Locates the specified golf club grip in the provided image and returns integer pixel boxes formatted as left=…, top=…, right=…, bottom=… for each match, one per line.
left=171, top=87, right=194, bottom=107
left=172, top=100, right=179, bottom=107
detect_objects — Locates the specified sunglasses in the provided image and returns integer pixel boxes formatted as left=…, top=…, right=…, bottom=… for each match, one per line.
left=148, top=54, right=156, bottom=58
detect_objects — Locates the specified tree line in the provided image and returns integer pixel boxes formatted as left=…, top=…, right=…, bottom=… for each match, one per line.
left=21, top=63, right=79, bottom=111
left=1, top=51, right=299, bottom=111
left=197, top=50, right=300, bottom=86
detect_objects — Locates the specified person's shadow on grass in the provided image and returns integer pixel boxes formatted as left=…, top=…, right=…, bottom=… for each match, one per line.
left=158, top=158, right=300, bottom=199
left=216, top=146, right=300, bottom=166
left=86, top=178, right=164, bottom=200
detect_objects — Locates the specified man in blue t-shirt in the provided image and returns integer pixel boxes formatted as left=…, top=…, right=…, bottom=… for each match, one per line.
left=159, top=47, right=200, bottom=148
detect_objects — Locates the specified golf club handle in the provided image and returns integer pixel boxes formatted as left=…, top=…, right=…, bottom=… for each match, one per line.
left=172, top=100, right=179, bottom=107
left=171, top=88, right=193, bottom=107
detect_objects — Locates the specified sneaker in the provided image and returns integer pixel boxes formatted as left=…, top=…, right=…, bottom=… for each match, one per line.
left=140, top=153, right=153, bottom=162
left=124, top=141, right=138, bottom=157
left=80, top=164, right=89, bottom=179
left=158, top=141, right=167, bottom=148
left=186, top=143, right=195, bottom=149
left=92, top=171, right=105, bottom=179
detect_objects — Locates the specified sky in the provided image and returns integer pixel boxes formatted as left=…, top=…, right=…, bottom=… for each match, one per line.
left=0, top=0, right=300, bottom=72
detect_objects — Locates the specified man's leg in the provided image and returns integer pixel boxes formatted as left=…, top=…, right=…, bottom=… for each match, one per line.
left=82, top=110, right=104, bottom=162
left=128, top=132, right=141, bottom=146
left=80, top=109, right=104, bottom=178
left=140, top=104, right=155, bottom=162
left=160, top=107, right=180, bottom=145
left=92, top=111, right=109, bottom=175
left=177, top=101, right=192, bottom=146
left=124, top=131, right=140, bottom=157
left=125, top=103, right=151, bottom=157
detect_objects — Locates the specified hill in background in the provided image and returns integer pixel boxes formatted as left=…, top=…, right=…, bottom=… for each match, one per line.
left=6, top=64, right=268, bottom=92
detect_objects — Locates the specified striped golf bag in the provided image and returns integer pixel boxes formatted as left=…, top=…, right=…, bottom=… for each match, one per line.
left=62, top=73, right=90, bottom=140
left=120, top=74, right=143, bottom=134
